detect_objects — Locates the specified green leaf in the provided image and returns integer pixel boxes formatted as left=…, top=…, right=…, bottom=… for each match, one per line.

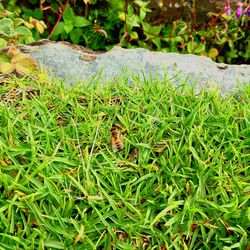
left=127, top=15, right=140, bottom=29
left=61, top=30, right=69, bottom=40
left=142, top=22, right=162, bottom=40
left=33, top=8, right=43, bottom=19
left=173, top=36, right=183, bottom=43
left=149, top=24, right=161, bottom=35
left=14, top=26, right=33, bottom=37
left=127, top=5, right=134, bottom=15
left=0, top=17, right=13, bottom=28
left=226, top=49, right=238, bottom=59
left=221, top=13, right=232, bottom=21
left=238, top=49, right=250, bottom=60
left=0, top=10, right=13, bottom=18
left=215, top=37, right=227, bottom=45
left=130, top=31, right=138, bottom=40
left=138, top=41, right=151, bottom=50
left=63, top=5, right=75, bottom=23
left=142, top=22, right=150, bottom=32
left=187, top=41, right=205, bottom=54
left=187, top=42, right=193, bottom=53
left=152, top=37, right=161, bottom=49
left=197, top=30, right=206, bottom=37
left=23, top=37, right=35, bottom=44
left=50, top=34, right=58, bottom=41
left=51, top=3, right=59, bottom=13
left=29, top=0, right=38, bottom=4
left=194, top=43, right=205, bottom=54
left=64, top=23, right=74, bottom=34
left=13, top=18, right=24, bottom=27
left=51, top=22, right=64, bottom=37
left=23, top=9, right=33, bottom=20
left=74, top=16, right=91, bottom=27
left=228, top=39, right=234, bottom=49
left=139, top=9, right=146, bottom=21
left=206, top=29, right=215, bottom=38
left=150, top=201, right=184, bottom=227
left=0, top=38, right=7, bottom=49
left=135, top=0, right=150, bottom=9
left=0, top=53, right=10, bottom=62
left=43, top=240, right=65, bottom=249
left=0, top=18, right=15, bottom=37
left=208, top=48, right=219, bottom=58
left=70, top=28, right=82, bottom=44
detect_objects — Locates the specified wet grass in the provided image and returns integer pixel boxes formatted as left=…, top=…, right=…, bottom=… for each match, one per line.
left=0, top=74, right=249, bottom=249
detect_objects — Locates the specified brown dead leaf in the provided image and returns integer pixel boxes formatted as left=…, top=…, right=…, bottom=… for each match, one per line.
left=6, top=47, right=20, bottom=58
left=79, top=53, right=97, bottom=61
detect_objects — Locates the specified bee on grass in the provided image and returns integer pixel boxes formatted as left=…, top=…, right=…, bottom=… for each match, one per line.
left=110, top=124, right=124, bottom=151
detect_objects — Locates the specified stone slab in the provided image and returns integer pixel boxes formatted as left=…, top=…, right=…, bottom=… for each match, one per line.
left=24, top=42, right=250, bottom=95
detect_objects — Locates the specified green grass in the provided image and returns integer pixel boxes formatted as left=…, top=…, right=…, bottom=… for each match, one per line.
left=0, top=73, right=249, bottom=250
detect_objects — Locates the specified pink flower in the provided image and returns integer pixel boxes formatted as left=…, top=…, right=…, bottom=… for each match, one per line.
left=224, top=3, right=231, bottom=15
left=236, top=7, right=243, bottom=17
left=235, top=2, right=243, bottom=18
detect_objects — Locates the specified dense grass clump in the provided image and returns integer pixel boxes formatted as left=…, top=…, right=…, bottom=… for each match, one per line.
left=0, top=74, right=249, bottom=249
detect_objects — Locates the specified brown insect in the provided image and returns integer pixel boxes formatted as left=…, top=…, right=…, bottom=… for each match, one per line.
left=110, top=125, right=124, bottom=151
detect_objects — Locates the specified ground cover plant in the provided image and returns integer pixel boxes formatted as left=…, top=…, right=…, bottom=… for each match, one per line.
left=0, top=73, right=249, bottom=249
left=1, top=0, right=249, bottom=64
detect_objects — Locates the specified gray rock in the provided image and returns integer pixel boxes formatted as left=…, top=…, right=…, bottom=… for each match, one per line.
left=24, top=42, right=249, bottom=95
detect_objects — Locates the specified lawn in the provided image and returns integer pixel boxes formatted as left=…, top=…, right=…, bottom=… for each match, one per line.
left=0, top=73, right=249, bottom=250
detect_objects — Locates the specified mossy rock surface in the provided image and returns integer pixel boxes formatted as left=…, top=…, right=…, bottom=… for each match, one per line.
left=15, top=41, right=250, bottom=95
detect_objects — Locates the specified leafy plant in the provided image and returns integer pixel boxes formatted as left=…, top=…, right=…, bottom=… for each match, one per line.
left=50, top=5, right=91, bottom=44
left=0, top=47, right=38, bottom=76
left=0, top=3, right=47, bottom=48
left=1, top=0, right=249, bottom=64
left=0, top=17, right=33, bottom=48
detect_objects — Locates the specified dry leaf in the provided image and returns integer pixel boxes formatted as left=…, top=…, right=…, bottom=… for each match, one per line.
left=0, top=62, right=15, bottom=74
left=6, top=47, right=20, bottom=58
left=36, top=22, right=45, bottom=34
left=83, top=0, right=91, bottom=4
left=74, top=224, right=85, bottom=244
left=79, top=53, right=97, bottom=61
left=1, top=160, right=8, bottom=166
left=11, top=53, right=30, bottom=63
left=15, top=57, right=38, bottom=76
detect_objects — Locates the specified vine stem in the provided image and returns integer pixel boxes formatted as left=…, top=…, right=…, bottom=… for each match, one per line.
left=118, top=0, right=128, bottom=47
left=48, top=0, right=70, bottom=39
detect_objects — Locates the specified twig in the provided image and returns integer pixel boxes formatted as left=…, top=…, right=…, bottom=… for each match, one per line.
left=118, top=31, right=128, bottom=46
left=48, top=0, right=70, bottom=39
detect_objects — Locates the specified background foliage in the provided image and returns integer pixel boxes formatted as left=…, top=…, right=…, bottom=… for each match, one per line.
left=0, top=0, right=249, bottom=64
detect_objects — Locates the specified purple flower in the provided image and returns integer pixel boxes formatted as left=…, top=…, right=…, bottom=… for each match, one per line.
left=246, top=7, right=250, bottom=17
left=235, top=2, right=244, bottom=18
left=236, top=7, right=243, bottom=17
